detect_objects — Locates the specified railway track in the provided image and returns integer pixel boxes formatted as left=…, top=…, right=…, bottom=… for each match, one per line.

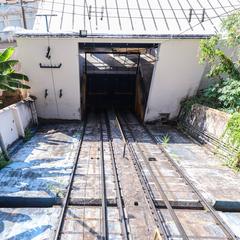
left=53, top=112, right=129, bottom=240
left=116, top=111, right=238, bottom=240
left=51, top=110, right=238, bottom=239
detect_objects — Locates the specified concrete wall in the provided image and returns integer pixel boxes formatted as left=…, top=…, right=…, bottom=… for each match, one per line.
left=0, top=100, right=33, bottom=149
left=181, top=104, right=230, bottom=140
left=144, top=39, right=205, bottom=121
left=16, top=37, right=206, bottom=121
left=16, top=38, right=81, bottom=120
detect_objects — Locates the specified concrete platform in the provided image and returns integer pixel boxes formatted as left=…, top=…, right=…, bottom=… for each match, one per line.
left=148, top=125, right=240, bottom=211
left=219, top=212, right=240, bottom=238
left=61, top=207, right=122, bottom=240
left=160, top=209, right=237, bottom=239
left=0, top=123, right=81, bottom=205
left=0, top=207, right=61, bottom=239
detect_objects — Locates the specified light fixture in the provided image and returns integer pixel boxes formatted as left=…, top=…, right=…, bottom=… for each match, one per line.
left=79, top=30, right=87, bottom=37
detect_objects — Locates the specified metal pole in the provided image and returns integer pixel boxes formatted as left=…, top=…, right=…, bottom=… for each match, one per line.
left=20, top=0, right=27, bottom=29
left=45, top=16, right=49, bottom=32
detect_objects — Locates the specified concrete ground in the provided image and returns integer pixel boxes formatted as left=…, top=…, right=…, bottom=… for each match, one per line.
left=0, top=207, right=61, bottom=240
left=148, top=125, right=240, bottom=210
left=0, top=123, right=81, bottom=205
left=0, top=118, right=239, bottom=239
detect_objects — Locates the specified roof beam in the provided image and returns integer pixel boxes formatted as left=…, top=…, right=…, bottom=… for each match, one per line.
left=156, top=0, right=169, bottom=30
left=186, top=0, right=205, bottom=30
left=104, top=0, right=110, bottom=30
left=135, top=0, right=146, bottom=31
left=125, top=0, right=134, bottom=30
left=196, top=0, right=218, bottom=32
left=177, top=0, right=193, bottom=31
left=167, top=0, right=181, bottom=31
left=115, top=0, right=122, bottom=30
left=146, top=0, right=157, bottom=30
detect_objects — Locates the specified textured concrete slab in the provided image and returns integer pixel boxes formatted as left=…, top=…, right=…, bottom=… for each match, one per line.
left=108, top=112, right=157, bottom=240
left=124, top=122, right=200, bottom=206
left=218, top=212, right=240, bottom=238
left=148, top=125, right=240, bottom=209
left=161, top=209, right=228, bottom=239
left=0, top=123, right=81, bottom=204
left=70, top=115, right=116, bottom=205
left=61, top=207, right=122, bottom=240
left=0, top=207, right=61, bottom=240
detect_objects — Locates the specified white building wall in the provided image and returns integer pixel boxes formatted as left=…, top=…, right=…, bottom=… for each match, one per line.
left=16, top=38, right=81, bottom=120
left=144, top=39, right=205, bottom=122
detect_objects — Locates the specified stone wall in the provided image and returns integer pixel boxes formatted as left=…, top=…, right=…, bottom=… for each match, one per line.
left=179, top=104, right=235, bottom=157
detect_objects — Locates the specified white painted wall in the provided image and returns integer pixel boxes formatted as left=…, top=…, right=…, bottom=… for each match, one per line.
left=0, top=100, right=33, bottom=149
left=16, top=38, right=81, bottom=120
left=144, top=39, right=205, bottom=122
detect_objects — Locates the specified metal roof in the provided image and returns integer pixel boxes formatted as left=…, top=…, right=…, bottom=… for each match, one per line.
left=17, top=0, right=240, bottom=38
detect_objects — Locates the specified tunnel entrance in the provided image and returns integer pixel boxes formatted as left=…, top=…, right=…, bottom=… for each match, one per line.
left=87, top=73, right=136, bottom=109
left=79, top=43, right=157, bottom=120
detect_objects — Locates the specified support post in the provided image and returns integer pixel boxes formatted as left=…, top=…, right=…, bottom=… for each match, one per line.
left=20, top=0, right=27, bottom=29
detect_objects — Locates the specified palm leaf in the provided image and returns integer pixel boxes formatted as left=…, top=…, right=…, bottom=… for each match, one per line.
left=8, top=72, right=29, bottom=81
left=0, top=47, right=15, bottom=62
left=0, top=82, right=17, bottom=91
left=0, top=60, right=19, bottom=72
left=7, top=79, right=30, bottom=89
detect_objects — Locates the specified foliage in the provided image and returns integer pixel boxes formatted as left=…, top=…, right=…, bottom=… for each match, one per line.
left=0, top=152, right=10, bottom=169
left=161, top=134, right=170, bottom=145
left=181, top=12, right=240, bottom=171
left=199, top=12, right=240, bottom=80
left=203, top=78, right=240, bottom=112
left=23, top=128, right=33, bottom=142
left=222, top=113, right=240, bottom=170
left=0, top=47, right=30, bottom=91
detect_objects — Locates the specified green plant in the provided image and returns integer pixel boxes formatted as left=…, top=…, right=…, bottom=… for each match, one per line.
left=222, top=113, right=240, bottom=170
left=0, top=47, right=30, bottom=91
left=181, top=12, right=240, bottom=114
left=23, top=128, right=33, bottom=142
left=162, top=134, right=170, bottom=145
left=203, top=78, right=240, bottom=112
left=196, top=12, right=240, bottom=113
left=0, top=152, right=10, bottom=169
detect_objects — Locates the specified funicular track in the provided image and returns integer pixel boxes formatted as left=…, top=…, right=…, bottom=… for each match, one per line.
left=53, top=112, right=129, bottom=240
left=116, top=111, right=239, bottom=240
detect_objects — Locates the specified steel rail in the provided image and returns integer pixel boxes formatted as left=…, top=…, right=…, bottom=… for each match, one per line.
left=99, top=114, right=109, bottom=240
left=104, top=111, right=129, bottom=240
left=115, top=112, right=170, bottom=240
left=133, top=114, right=239, bottom=240
left=53, top=119, right=87, bottom=240
left=119, top=113, right=189, bottom=240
